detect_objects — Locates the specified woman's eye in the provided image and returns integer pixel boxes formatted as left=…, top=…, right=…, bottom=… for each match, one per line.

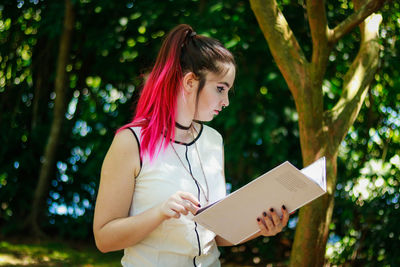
left=217, top=86, right=224, bottom=93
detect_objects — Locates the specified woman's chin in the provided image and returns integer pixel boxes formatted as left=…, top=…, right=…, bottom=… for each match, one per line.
left=194, top=114, right=213, bottom=122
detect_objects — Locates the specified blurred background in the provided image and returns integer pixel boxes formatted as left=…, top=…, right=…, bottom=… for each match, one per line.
left=0, top=0, right=399, bottom=266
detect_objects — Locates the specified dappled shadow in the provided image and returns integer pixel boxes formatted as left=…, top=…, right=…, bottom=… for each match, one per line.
left=0, top=240, right=121, bottom=267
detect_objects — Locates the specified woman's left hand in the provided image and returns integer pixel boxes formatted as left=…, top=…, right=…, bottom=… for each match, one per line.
left=256, top=205, right=289, bottom=236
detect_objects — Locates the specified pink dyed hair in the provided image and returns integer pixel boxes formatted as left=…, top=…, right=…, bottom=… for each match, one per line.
left=117, top=24, right=235, bottom=160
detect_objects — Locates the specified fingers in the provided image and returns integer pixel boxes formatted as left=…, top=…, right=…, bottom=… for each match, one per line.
left=256, top=217, right=269, bottom=236
left=176, top=199, right=198, bottom=215
left=170, top=201, right=189, bottom=216
left=178, top=191, right=200, bottom=215
left=269, top=208, right=281, bottom=227
left=281, top=205, right=289, bottom=227
left=257, top=205, right=290, bottom=237
left=256, top=212, right=276, bottom=236
left=163, top=207, right=180, bottom=218
left=160, top=191, right=200, bottom=220
left=262, top=211, right=275, bottom=230
left=179, top=191, right=201, bottom=208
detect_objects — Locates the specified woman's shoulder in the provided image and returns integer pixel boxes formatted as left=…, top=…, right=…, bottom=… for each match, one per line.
left=112, top=129, right=140, bottom=152
left=201, top=124, right=223, bottom=144
left=118, top=120, right=146, bottom=137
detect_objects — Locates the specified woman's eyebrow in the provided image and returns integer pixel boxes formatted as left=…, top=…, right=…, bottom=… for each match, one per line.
left=218, top=82, right=230, bottom=88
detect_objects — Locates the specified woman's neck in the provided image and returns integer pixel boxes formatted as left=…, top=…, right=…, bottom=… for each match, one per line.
left=173, top=121, right=200, bottom=144
left=174, top=110, right=194, bottom=130
left=174, top=86, right=197, bottom=143
left=175, top=121, right=192, bottom=130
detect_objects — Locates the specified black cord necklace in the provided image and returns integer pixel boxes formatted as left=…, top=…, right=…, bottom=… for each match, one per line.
left=175, top=121, right=192, bottom=130
left=171, top=127, right=209, bottom=204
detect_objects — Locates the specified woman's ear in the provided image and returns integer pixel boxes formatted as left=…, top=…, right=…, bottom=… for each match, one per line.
left=182, top=72, right=199, bottom=94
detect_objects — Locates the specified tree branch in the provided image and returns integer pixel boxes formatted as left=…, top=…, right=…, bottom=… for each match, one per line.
left=300, top=0, right=330, bottom=133
left=329, top=0, right=386, bottom=44
left=249, top=0, right=308, bottom=99
left=306, top=0, right=330, bottom=65
left=328, top=13, right=382, bottom=148
left=29, top=0, right=75, bottom=236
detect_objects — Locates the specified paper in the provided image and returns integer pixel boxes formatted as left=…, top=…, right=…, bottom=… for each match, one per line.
left=193, top=157, right=326, bottom=245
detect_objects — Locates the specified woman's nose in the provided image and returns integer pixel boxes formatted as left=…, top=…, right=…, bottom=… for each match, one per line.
left=223, top=94, right=229, bottom=107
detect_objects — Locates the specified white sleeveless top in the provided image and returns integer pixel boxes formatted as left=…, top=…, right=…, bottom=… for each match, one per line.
left=121, top=124, right=226, bottom=267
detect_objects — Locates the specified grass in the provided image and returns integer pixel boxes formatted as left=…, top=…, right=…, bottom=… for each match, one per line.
left=0, top=239, right=122, bottom=266
left=0, top=238, right=256, bottom=266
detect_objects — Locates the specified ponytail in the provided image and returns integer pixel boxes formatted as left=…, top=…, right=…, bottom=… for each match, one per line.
left=117, top=24, right=235, bottom=160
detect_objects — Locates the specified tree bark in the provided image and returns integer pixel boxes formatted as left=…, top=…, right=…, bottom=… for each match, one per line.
left=28, top=0, right=75, bottom=236
left=250, top=0, right=383, bottom=266
left=31, top=37, right=55, bottom=130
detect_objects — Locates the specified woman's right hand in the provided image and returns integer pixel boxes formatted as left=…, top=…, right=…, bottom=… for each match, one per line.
left=158, top=191, right=200, bottom=219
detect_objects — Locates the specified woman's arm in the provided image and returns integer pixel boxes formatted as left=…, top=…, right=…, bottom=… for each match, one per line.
left=93, top=129, right=200, bottom=252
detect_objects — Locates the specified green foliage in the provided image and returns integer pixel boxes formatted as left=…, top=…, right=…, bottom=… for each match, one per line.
left=327, top=2, right=400, bottom=265
left=0, top=0, right=399, bottom=265
left=0, top=240, right=122, bottom=266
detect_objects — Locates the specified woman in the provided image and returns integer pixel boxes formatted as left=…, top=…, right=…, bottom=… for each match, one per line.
left=93, top=24, right=289, bottom=267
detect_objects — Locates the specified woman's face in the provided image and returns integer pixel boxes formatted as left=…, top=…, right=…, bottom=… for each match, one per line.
left=194, top=63, right=236, bottom=122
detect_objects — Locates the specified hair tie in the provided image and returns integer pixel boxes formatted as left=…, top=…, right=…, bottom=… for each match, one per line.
left=182, top=30, right=196, bottom=47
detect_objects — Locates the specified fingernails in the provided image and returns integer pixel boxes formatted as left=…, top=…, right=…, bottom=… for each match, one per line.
left=257, top=217, right=261, bottom=222
left=282, top=205, right=286, bottom=210
left=263, top=211, right=267, bottom=217
left=198, top=204, right=201, bottom=207
left=270, top=208, right=274, bottom=212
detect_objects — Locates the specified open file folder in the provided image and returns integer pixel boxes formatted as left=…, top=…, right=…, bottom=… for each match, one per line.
left=193, top=157, right=326, bottom=245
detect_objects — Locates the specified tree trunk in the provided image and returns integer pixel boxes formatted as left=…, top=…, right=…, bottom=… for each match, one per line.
left=293, top=10, right=382, bottom=266
left=29, top=0, right=75, bottom=236
left=31, top=37, right=55, bottom=130
left=250, top=0, right=384, bottom=265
